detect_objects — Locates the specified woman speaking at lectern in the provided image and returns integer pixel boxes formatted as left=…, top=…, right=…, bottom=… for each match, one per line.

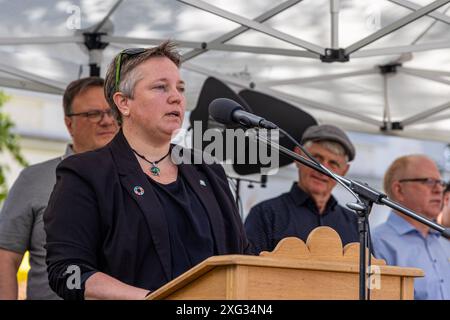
left=44, top=41, right=249, bottom=300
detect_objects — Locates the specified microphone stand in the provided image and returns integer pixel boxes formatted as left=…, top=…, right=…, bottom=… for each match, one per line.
left=253, top=130, right=450, bottom=300
left=227, top=175, right=267, bottom=219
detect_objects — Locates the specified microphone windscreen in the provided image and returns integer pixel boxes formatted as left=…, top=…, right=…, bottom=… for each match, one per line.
left=208, top=98, right=243, bottom=125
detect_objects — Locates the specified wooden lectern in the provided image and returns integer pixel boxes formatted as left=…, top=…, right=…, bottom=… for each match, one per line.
left=147, top=227, right=423, bottom=300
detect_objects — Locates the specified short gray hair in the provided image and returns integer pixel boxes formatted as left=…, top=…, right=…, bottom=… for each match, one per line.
left=119, top=67, right=144, bottom=101
left=104, top=40, right=181, bottom=123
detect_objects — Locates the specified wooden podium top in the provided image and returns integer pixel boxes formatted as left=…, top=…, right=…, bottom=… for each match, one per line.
left=147, top=227, right=423, bottom=300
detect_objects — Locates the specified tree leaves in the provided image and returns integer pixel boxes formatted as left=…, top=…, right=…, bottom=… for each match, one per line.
left=0, top=91, right=27, bottom=202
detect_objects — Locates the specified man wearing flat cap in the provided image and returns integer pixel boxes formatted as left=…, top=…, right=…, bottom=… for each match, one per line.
left=245, top=124, right=359, bottom=254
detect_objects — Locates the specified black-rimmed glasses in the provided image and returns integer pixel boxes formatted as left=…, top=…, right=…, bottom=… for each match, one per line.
left=398, top=178, right=447, bottom=188
left=67, top=109, right=114, bottom=123
left=115, top=48, right=146, bottom=92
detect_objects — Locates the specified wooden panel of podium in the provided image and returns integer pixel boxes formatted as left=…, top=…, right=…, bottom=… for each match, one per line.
left=147, top=227, right=423, bottom=300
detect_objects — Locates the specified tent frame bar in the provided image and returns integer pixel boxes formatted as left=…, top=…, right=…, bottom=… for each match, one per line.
left=259, top=69, right=378, bottom=86
left=0, top=36, right=84, bottom=45
left=353, top=41, right=450, bottom=58
left=412, top=114, right=450, bottom=125
left=183, top=62, right=383, bottom=127
left=103, top=36, right=201, bottom=47
left=399, top=66, right=450, bottom=77
left=177, top=0, right=325, bottom=55
left=400, top=101, right=450, bottom=126
left=330, top=0, right=340, bottom=49
left=0, top=77, right=64, bottom=95
left=389, top=0, right=450, bottom=25
left=200, top=43, right=317, bottom=58
left=182, top=0, right=304, bottom=61
left=345, top=0, right=450, bottom=55
left=399, top=67, right=450, bottom=86
left=0, top=62, right=66, bottom=91
left=105, top=36, right=318, bottom=58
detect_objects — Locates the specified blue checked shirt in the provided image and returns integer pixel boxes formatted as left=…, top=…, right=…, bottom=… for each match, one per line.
left=372, top=212, right=450, bottom=300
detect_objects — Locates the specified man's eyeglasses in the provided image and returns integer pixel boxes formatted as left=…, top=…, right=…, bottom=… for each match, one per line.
left=115, top=48, right=146, bottom=92
left=398, top=178, right=447, bottom=188
left=67, top=109, right=114, bottom=123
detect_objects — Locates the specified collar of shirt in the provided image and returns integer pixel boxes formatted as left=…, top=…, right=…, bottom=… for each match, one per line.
left=387, top=211, right=441, bottom=238
left=288, top=183, right=338, bottom=214
left=62, top=144, right=75, bottom=160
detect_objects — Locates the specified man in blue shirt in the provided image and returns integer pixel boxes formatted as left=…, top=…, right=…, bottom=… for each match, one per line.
left=245, top=124, right=359, bottom=254
left=372, top=155, right=450, bottom=300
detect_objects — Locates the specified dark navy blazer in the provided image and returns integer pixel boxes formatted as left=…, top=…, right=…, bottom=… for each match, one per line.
left=44, top=130, right=249, bottom=300
left=245, top=183, right=359, bottom=254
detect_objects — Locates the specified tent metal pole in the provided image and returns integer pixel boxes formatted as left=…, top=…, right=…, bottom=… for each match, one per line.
left=103, top=36, right=202, bottom=47
left=182, top=0, right=304, bottom=61
left=399, top=68, right=450, bottom=86
left=183, top=62, right=251, bottom=89
left=203, top=43, right=318, bottom=58
left=178, top=0, right=325, bottom=55
left=399, top=66, right=450, bottom=78
left=352, top=41, right=450, bottom=58
left=389, top=0, right=450, bottom=25
left=330, top=0, right=340, bottom=49
left=107, top=36, right=450, bottom=58
left=411, top=114, right=450, bottom=125
left=80, top=0, right=124, bottom=77
left=88, top=50, right=103, bottom=77
left=345, top=0, right=450, bottom=55
left=0, top=63, right=66, bottom=91
left=260, top=87, right=383, bottom=127
left=391, top=3, right=450, bottom=64
left=409, top=6, right=450, bottom=45
left=400, top=101, right=450, bottom=126
left=0, top=77, right=64, bottom=95
left=382, top=74, right=392, bottom=127
left=260, top=69, right=377, bottom=86
left=333, top=125, right=450, bottom=142
left=0, top=36, right=84, bottom=45
left=183, top=62, right=383, bottom=126
left=106, top=36, right=318, bottom=58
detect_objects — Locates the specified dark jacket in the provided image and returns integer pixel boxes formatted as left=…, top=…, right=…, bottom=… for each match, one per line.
left=245, top=183, right=359, bottom=254
left=44, top=130, right=249, bottom=300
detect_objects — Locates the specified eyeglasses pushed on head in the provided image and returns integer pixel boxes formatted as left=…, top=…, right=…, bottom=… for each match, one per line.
left=115, top=48, right=146, bottom=92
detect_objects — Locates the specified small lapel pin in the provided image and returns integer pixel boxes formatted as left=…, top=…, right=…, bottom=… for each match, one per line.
left=134, top=186, right=145, bottom=196
left=199, top=180, right=206, bottom=187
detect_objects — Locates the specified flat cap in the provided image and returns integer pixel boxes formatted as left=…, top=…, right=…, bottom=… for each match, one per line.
left=301, top=124, right=355, bottom=161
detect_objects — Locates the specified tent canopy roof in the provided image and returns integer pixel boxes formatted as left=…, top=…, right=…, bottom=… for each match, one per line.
left=1, top=0, right=450, bottom=141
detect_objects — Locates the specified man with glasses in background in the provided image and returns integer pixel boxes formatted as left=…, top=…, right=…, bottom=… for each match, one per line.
left=0, top=77, right=118, bottom=299
left=372, top=154, right=450, bottom=300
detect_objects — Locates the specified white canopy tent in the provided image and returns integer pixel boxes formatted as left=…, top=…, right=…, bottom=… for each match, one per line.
left=1, top=0, right=450, bottom=141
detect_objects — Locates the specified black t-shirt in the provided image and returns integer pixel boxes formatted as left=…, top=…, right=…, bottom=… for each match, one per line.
left=148, top=172, right=216, bottom=279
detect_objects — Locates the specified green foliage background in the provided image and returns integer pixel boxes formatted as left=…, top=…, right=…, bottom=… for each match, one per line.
left=0, top=91, right=27, bottom=202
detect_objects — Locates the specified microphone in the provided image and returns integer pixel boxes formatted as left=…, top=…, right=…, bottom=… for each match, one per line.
left=208, top=98, right=278, bottom=129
